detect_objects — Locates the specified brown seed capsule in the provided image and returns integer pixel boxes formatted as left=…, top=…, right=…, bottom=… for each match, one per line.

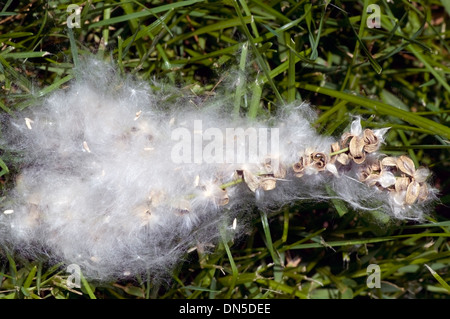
left=312, top=153, right=324, bottom=161
left=331, top=142, right=340, bottom=153
left=293, top=160, right=305, bottom=178
left=341, top=132, right=354, bottom=148
left=242, top=170, right=260, bottom=193
left=337, top=153, right=350, bottom=165
left=362, top=174, right=380, bottom=187
left=381, top=156, right=397, bottom=169
left=370, top=160, right=381, bottom=172
left=312, top=152, right=328, bottom=171
left=299, top=154, right=309, bottom=168
left=214, top=188, right=230, bottom=206
left=263, top=155, right=286, bottom=178
left=260, top=178, right=277, bottom=191
left=406, top=180, right=420, bottom=205
left=413, top=167, right=429, bottom=183
left=263, top=156, right=273, bottom=172
left=359, top=165, right=372, bottom=180
left=397, top=155, right=415, bottom=176
left=363, top=129, right=379, bottom=153
left=205, top=184, right=230, bottom=206
left=330, top=142, right=343, bottom=165
left=349, top=136, right=366, bottom=164
left=275, top=163, right=287, bottom=179
left=418, top=183, right=429, bottom=202
left=395, top=176, right=410, bottom=193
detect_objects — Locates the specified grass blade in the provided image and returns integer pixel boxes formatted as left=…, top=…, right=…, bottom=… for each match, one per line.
left=1, top=52, right=50, bottom=59
left=88, top=0, right=204, bottom=29
left=233, top=41, right=248, bottom=116
left=67, top=27, right=79, bottom=69
left=298, top=83, right=450, bottom=140
left=233, top=0, right=285, bottom=105
left=221, top=230, right=238, bottom=299
left=424, top=264, right=450, bottom=293
left=80, top=272, right=96, bottom=299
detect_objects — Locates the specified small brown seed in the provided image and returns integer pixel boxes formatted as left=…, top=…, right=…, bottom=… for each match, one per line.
left=25, top=118, right=34, bottom=130
left=133, top=204, right=153, bottom=226
left=173, top=199, right=191, bottom=215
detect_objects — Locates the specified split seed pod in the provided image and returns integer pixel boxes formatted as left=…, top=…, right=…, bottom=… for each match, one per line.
left=381, top=157, right=397, bottom=170
left=395, top=176, right=410, bottom=193
left=362, top=129, right=379, bottom=153
left=260, top=177, right=277, bottom=191
left=293, top=158, right=306, bottom=178
left=236, top=170, right=259, bottom=192
left=418, top=183, right=429, bottom=202
left=263, top=155, right=286, bottom=179
left=207, top=184, right=229, bottom=206
left=349, top=136, right=366, bottom=164
left=406, top=181, right=421, bottom=205
left=311, top=152, right=328, bottom=171
left=397, top=156, right=416, bottom=176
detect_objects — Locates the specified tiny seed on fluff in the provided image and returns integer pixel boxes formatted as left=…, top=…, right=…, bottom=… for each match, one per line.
left=83, top=141, right=91, bottom=153
left=24, top=118, right=34, bottom=130
left=134, top=110, right=142, bottom=121
left=0, top=57, right=437, bottom=282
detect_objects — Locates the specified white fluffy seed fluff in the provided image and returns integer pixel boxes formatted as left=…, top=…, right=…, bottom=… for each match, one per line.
left=0, top=57, right=436, bottom=281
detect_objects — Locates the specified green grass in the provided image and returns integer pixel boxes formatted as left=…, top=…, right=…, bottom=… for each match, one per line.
left=0, top=0, right=449, bottom=299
